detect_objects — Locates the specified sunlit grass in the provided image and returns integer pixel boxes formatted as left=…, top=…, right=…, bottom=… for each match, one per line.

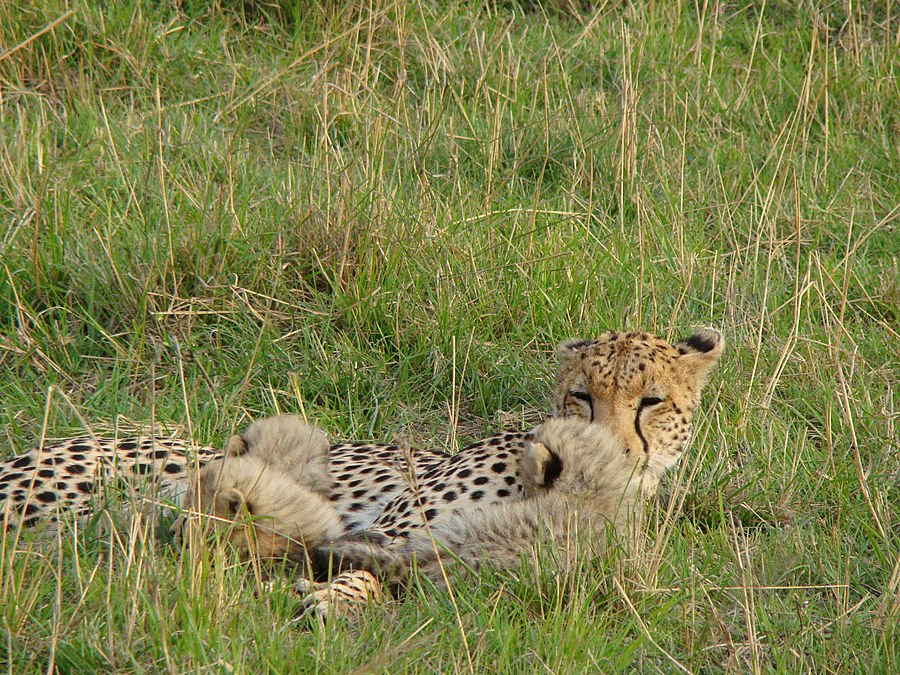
left=1, top=0, right=899, bottom=671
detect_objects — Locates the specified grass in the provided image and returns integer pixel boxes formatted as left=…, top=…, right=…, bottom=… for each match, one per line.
left=1, top=0, right=899, bottom=671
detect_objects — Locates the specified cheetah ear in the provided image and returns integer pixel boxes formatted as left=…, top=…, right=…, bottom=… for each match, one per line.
left=557, top=338, right=592, bottom=366
left=214, top=488, right=247, bottom=518
left=520, top=441, right=564, bottom=494
left=675, top=328, right=725, bottom=379
left=225, top=434, right=249, bottom=457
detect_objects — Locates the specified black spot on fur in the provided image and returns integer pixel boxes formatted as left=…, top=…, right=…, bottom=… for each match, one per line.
left=496, top=489, right=510, bottom=498
left=22, top=504, right=39, bottom=516
left=164, top=463, right=181, bottom=474
left=491, top=462, right=507, bottom=473
left=473, top=476, right=488, bottom=486
left=151, top=450, right=169, bottom=459
left=70, top=453, right=86, bottom=461
left=471, top=490, right=484, bottom=500
left=347, top=479, right=363, bottom=488
left=67, top=443, right=92, bottom=453
left=542, top=453, right=564, bottom=488
left=457, top=469, right=472, bottom=479
left=504, top=475, right=516, bottom=485
left=77, top=482, right=95, bottom=494
left=134, top=464, right=154, bottom=475
left=349, top=503, right=365, bottom=512
left=443, top=491, right=457, bottom=502
left=37, top=469, right=54, bottom=478
left=424, top=509, right=438, bottom=521
left=5, top=472, right=23, bottom=481
left=10, top=456, right=33, bottom=469
left=352, top=489, right=368, bottom=499
left=36, top=491, right=56, bottom=503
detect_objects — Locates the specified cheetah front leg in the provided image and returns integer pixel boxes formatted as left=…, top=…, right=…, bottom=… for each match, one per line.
left=291, top=570, right=386, bottom=622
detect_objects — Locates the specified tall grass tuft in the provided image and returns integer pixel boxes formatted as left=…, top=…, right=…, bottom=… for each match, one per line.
left=1, top=0, right=899, bottom=671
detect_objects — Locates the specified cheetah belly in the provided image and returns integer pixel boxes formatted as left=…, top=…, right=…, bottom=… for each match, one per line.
left=325, top=442, right=449, bottom=532
left=363, top=432, right=530, bottom=539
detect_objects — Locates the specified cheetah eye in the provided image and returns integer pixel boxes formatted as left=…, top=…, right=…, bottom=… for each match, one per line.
left=570, top=391, right=591, bottom=402
left=639, top=396, right=664, bottom=408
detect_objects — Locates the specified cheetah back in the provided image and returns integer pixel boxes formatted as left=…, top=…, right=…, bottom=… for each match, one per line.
left=0, top=437, right=219, bottom=528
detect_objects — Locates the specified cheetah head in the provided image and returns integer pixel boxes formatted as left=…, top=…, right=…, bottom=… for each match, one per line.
left=174, top=454, right=284, bottom=558
left=552, top=328, right=724, bottom=478
left=175, top=444, right=337, bottom=559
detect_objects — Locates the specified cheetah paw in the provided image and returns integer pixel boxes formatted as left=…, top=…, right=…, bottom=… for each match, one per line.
left=292, top=571, right=384, bottom=623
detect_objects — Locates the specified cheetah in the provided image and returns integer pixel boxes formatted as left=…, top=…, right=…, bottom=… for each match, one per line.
left=0, top=328, right=723, bottom=615
left=304, top=416, right=658, bottom=594
left=174, top=417, right=344, bottom=559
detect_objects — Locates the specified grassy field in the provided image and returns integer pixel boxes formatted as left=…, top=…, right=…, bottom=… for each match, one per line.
left=1, top=0, right=899, bottom=671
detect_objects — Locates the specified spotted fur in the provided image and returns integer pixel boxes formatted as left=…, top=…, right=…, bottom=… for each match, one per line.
left=313, top=417, right=655, bottom=586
